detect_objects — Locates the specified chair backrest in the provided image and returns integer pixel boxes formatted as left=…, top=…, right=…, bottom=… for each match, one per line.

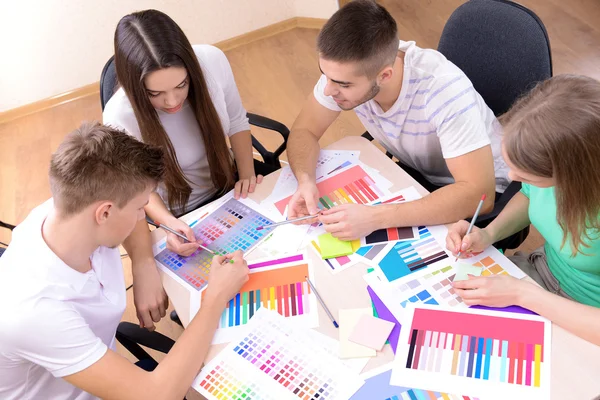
left=100, top=56, right=117, bottom=111
left=438, top=0, right=552, bottom=116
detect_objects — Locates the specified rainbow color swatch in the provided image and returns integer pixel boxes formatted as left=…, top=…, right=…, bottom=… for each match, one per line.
left=274, top=165, right=386, bottom=214
left=392, top=306, right=551, bottom=400
left=211, top=256, right=318, bottom=344
left=154, top=198, right=274, bottom=292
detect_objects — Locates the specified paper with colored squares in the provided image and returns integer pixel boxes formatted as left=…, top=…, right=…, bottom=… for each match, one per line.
left=193, top=308, right=364, bottom=400
left=211, top=253, right=318, bottom=344
left=392, top=305, right=551, bottom=400
left=364, top=246, right=527, bottom=322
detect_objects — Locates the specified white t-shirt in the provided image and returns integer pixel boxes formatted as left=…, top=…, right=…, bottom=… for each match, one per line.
left=0, top=200, right=126, bottom=400
left=103, top=44, right=250, bottom=215
left=314, top=40, right=509, bottom=193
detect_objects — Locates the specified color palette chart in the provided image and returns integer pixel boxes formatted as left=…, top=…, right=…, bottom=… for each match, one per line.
left=392, top=306, right=551, bottom=400
left=350, top=363, right=481, bottom=400
left=193, top=308, right=364, bottom=400
left=212, top=254, right=318, bottom=344
left=364, top=246, right=528, bottom=323
left=359, top=226, right=450, bottom=282
left=154, top=197, right=274, bottom=292
left=274, top=165, right=389, bottom=215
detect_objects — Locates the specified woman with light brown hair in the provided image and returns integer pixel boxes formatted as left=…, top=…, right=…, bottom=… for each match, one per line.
left=446, top=74, right=600, bottom=345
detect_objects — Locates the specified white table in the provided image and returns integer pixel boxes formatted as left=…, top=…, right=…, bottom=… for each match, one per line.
left=152, top=136, right=600, bottom=400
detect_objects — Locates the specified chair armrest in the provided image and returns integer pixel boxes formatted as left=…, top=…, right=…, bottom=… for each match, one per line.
left=247, top=113, right=289, bottom=142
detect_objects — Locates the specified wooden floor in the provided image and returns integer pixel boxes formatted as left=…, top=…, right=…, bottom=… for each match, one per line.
left=1, top=0, right=598, bottom=389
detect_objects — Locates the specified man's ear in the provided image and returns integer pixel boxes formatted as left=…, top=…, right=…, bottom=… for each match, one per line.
left=377, top=65, right=394, bottom=86
left=94, top=201, right=114, bottom=225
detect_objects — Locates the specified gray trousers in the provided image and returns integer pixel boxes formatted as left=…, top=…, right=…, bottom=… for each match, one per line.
left=508, top=247, right=573, bottom=300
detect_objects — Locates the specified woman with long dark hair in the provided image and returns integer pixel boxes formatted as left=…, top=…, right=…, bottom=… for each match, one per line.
left=104, top=9, right=272, bottom=258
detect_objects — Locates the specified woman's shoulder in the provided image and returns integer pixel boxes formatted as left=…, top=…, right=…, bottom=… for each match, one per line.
left=192, top=44, right=233, bottom=84
left=102, top=88, right=141, bottom=136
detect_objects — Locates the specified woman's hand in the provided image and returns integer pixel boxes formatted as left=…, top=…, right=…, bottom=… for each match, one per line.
left=234, top=174, right=263, bottom=199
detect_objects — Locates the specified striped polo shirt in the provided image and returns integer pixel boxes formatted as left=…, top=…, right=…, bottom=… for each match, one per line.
left=314, top=40, right=509, bottom=193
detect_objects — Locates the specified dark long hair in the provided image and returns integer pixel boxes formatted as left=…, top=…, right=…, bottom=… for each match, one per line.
left=114, top=9, right=235, bottom=213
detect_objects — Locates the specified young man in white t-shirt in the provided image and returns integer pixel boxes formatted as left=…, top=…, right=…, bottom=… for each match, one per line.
left=0, top=123, right=249, bottom=399
left=287, top=0, right=509, bottom=240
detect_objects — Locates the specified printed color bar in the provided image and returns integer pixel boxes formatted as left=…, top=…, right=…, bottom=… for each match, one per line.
left=155, top=198, right=274, bottom=291
left=364, top=226, right=415, bottom=245
left=274, top=165, right=384, bottom=214
left=217, top=263, right=312, bottom=328
left=405, top=308, right=545, bottom=388
left=377, top=226, right=448, bottom=282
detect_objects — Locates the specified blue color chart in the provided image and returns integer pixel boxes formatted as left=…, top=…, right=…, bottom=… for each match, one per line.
left=154, top=198, right=274, bottom=291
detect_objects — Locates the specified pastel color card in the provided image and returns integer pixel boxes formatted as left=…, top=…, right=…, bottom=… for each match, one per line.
left=193, top=308, right=365, bottom=400
left=348, top=314, right=395, bottom=351
left=454, top=262, right=483, bottom=282
left=274, top=165, right=386, bottom=214
left=391, top=305, right=551, bottom=400
left=318, top=233, right=354, bottom=259
left=339, top=308, right=377, bottom=359
left=366, top=286, right=401, bottom=353
left=155, top=197, right=274, bottom=292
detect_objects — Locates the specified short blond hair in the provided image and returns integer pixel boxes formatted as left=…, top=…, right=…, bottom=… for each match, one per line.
left=49, top=122, right=164, bottom=216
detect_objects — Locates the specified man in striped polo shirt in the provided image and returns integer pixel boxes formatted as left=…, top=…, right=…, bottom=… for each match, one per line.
left=286, top=0, right=509, bottom=240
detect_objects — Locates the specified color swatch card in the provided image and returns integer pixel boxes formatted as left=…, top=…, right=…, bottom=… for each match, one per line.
left=273, top=164, right=393, bottom=215
left=350, top=363, right=483, bottom=400
left=311, top=238, right=363, bottom=274
left=364, top=246, right=528, bottom=322
left=391, top=305, right=551, bottom=400
left=357, top=225, right=451, bottom=282
left=367, top=186, right=421, bottom=206
left=193, top=308, right=364, bottom=400
left=154, top=196, right=275, bottom=294
left=361, top=187, right=421, bottom=246
left=212, top=253, right=319, bottom=344
left=339, top=308, right=377, bottom=359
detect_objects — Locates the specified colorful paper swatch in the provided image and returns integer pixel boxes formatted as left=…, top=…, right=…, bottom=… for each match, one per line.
left=339, top=308, right=377, bottom=359
left=350, top=363, right=481, bottom=400
left=361, top=226, right=418, bottom=246
left=359, top=226, right=449, bottom=282
left=212, top=254, right=318, bottom=344
left=318, top=233, right=354, bottom=259
left=392, top=305, right=551, bottom=400
left=274, top=165, right=386, bottom=214
left=311, top=239, right=363, bottom=274
left=348, top=314, right=395, bottom=351
left=154, top=198, right=274, bottom=292
left=193, top=308, right=364, bottom=400
left=454, top=262, right=484, bottom=282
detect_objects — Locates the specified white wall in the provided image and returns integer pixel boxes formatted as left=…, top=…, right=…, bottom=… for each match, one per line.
left=0, top=0, right=338, bottom=112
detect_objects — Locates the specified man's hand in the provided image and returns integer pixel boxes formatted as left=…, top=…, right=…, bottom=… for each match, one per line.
left=287, top=182, right=320, bottom=223
left=319, top=204, right=378, bottom=241
left=132, top=259, right=169, bottom=331
left=204, top=250, right=249, bottom=306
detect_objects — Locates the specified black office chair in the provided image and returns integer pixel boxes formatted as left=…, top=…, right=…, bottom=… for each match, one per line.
left=363, top=0, right=552, bottom=250
left=0, top=220, right=15, bottom=258
left=100, top=56, right=289, bottom=168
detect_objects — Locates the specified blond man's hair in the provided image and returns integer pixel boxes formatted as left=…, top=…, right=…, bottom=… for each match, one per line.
left=49, top=122, right=164, bottom=216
